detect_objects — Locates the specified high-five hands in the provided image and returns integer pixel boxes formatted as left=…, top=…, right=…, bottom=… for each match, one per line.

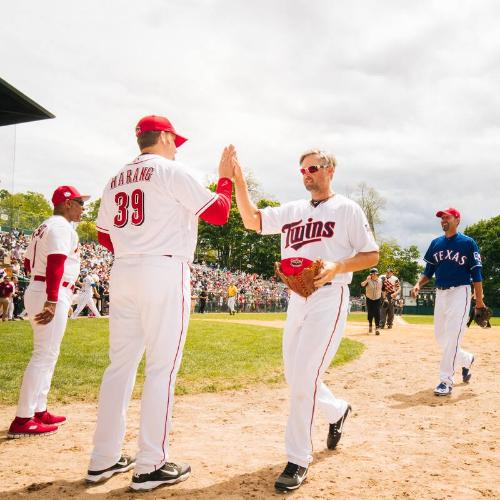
left=219, top=145, right=236, bottom=179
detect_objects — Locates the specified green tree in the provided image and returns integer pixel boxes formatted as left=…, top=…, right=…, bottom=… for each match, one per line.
left=82, top=198, right=101, bottom=222
left=465, top=215, right=500, bottom=307
left=197, top=184, right=246, bottom=268
left=0, top=191, right=52, bottom=231
left=76, top=221, right=97, bottom=242
left=351, top=241, right=421, bottom=296
left=393, top=245, right=421, bottom=284
left=240, top=199, right=281, bottom=277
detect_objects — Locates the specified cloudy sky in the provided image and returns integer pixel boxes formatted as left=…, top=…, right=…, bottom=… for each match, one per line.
left=1, top=0, right=499, bottom=255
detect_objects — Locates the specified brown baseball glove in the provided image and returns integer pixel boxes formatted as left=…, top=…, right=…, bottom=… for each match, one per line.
left=275, top=259, right=324, bottom=298
left=474, top=306, right=492, bottom=328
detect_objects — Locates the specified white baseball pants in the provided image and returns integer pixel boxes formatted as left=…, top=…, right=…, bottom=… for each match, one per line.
left=7, top=297, right=14, bottom=319
left=434, top=285, right=474, bottom=385
left=72, top=292, right=101, bottom=318
left=227, top=296, right=236, bottom=312
left=283, top=283, right=350, bottom=468
left=16, top=281, right=73, bottom=417
left=90, top=255, right=190, bottom=475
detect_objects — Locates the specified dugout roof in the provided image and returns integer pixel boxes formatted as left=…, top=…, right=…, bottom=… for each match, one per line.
left=0, top=77, right=55, bottom=127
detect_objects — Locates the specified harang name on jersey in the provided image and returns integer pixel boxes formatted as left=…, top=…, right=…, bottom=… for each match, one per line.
left=432, top=249, right=469, bottom=266
left=110, top=166, right=154, bottom=190
left=282, top=219, right=335, bottom=250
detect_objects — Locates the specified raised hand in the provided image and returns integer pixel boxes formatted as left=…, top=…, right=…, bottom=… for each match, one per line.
left=219, top=145, right=236, bottom=179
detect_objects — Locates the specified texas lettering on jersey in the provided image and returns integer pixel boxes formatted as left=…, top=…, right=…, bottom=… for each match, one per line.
left=282, top=218, right=335, bottom=250
left=432, top=249, right=468, bottom=266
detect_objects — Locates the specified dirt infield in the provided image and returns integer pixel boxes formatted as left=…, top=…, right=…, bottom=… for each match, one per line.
left=0, top=322, right=498, bottom=499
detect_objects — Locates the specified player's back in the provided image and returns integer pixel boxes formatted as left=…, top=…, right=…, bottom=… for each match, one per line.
left=25, top=216, right=80, bottom=282
left=97, top=153, right=214, bottom=261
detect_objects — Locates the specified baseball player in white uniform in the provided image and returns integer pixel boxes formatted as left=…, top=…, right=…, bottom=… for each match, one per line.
left=71, top=269, right=101, bottom=318
left=87, top=115, right=235, bottom=490
left=8, top=186, right=88, bottom=438
left=233, top=149, right=379, bottom=492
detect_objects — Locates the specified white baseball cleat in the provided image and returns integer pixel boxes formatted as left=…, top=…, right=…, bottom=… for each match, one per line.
left=434, top=382, right=452, bottom=396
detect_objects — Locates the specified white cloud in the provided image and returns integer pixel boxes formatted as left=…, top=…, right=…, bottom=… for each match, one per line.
left=1, top=0, right=499, bottom=257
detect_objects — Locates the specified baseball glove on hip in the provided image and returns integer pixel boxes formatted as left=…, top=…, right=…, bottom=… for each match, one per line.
left=275, top=258, right=324, bottom=298
left=474, top=306, right=492, bottom=328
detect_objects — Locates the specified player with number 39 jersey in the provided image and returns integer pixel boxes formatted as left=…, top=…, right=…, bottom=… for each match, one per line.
left=88, top=115, right=235, bottom=491
left=96, top=155, right=220, bottom=260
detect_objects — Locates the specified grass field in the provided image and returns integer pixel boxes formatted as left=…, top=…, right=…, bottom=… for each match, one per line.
left=0, top=315, right=364, bottom=406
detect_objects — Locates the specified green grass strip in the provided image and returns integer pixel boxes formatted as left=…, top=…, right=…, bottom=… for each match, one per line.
left=0, top=318, right=364, bottom=406
left=403, top=314, right=499, bottom=326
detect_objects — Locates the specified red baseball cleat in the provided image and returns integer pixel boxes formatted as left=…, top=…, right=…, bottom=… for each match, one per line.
left=7, top=418, right=58, bottom=439
left=34, top=410, right=67, bottom=426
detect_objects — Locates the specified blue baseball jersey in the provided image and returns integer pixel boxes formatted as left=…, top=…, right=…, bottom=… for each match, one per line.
left=423, top=232, right=482, bottom=287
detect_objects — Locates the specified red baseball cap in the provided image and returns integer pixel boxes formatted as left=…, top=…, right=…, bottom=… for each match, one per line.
left=436, top=207, right=461, bottom=219
left=51, top=186, right=90, bottom=206
left=135, top=115, right=188, bottom=148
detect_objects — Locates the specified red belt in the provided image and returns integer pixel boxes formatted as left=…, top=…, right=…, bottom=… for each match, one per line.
left=33, top=275, right=75, bottom=292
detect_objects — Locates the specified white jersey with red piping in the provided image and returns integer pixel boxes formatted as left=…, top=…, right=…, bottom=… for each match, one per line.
left=24, top=215, right=80, bottom=283
left=96, top=153, right=218, bottom=261
left=260, top=194, right=378, bottom=284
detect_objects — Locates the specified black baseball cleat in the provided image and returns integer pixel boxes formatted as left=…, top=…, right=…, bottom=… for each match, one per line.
left=327, top=404, right=352, bottom=450
left=275, top=462, right=308, bottom=492
left=462, top=355, right=475, bottom=383
left=129, top=462, right=191, bottom=491
left=86, top=455, right=135, bottom=483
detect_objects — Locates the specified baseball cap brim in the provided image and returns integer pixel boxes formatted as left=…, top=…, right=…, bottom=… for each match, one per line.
left=436, top=208, right=460, bottom=218
left=174, top=134, right=188, bottom=148
left=136, top=115, right=188, bottom=148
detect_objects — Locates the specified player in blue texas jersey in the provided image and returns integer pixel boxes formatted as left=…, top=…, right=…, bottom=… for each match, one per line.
left=411, top=207, right=486, bottom=396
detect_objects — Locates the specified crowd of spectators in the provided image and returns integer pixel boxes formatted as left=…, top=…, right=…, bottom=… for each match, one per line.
left=191, top=263, right=289, bottom=313
left=1, top=229, right=290, bottom=317
left=0, top=229, right=30, bottom=319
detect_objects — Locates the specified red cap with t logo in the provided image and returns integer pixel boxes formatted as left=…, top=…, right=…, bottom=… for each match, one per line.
left=436, top=207, right=461, bottom=219
left=135, top=115, right=188, bottom=148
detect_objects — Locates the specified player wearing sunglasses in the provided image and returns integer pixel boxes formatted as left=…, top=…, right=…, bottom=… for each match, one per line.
left=233, top=149, right=379, bottom=492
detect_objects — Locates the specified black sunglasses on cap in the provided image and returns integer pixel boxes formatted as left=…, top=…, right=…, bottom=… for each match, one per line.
left=71, top=198, right=85, bottom=206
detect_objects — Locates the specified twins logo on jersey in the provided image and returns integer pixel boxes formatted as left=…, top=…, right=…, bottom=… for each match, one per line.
left=432, top=249, right=468, bottom=266
left=282, top=219, right=335, bottom=250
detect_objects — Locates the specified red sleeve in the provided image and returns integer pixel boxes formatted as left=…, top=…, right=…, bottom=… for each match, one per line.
left=24, top=258, right=31, bottom=274
left=98, top=231, right=114, bottom=253
left=199, top=178, right=232, bottom=225
left=45, top=254, right=68, bottom=302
